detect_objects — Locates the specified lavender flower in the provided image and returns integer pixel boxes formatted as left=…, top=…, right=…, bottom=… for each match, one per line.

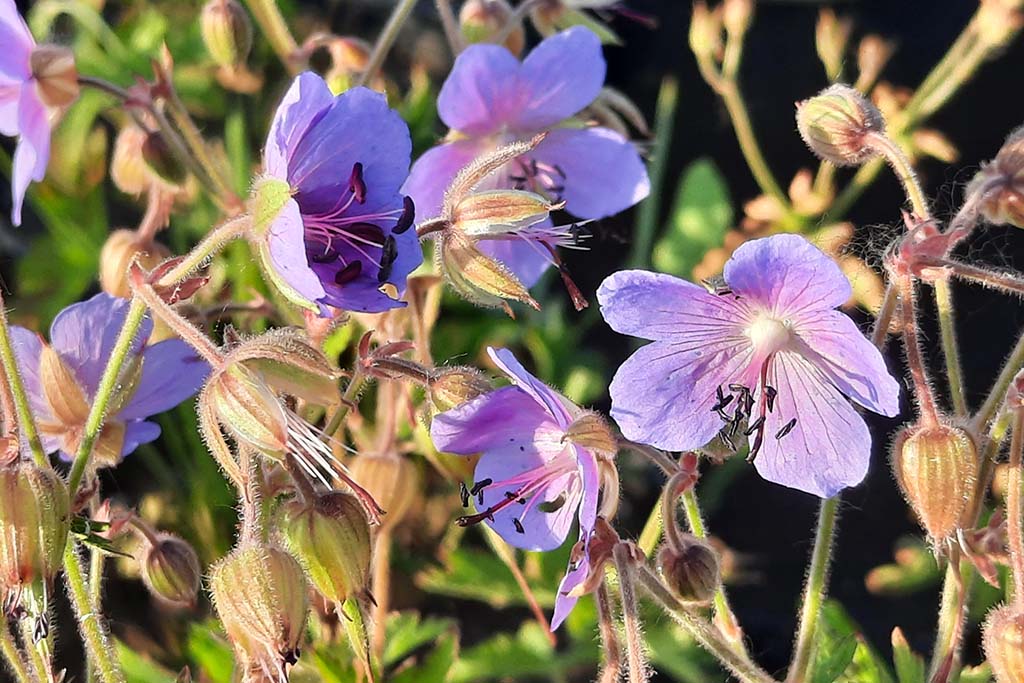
left=598, top=234, right=901, bottom=498
left=0, top=0, right=80, bottom=225
left=431, top=347, right=603, bottom=629
left=403, top=27, right=649, bottom=287
left=10, top=293, right=209, bottom=465
left=257, top=72, right=420, bottom=315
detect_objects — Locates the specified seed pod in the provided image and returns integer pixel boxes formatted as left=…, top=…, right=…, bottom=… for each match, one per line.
left=796, top=84, right=885, bottom=166
left=983, top=606, right=1024, bottom=683
left=209, top=546, right=309, bottom=674
left=281, top=492, right=372, bottom=604
left=350, top=453, right=421, bottom=530
left=427, top=367, right=491, bottom=412
left=970, top=127, right=1024, bottom=229
left=140, top=533, right=201, bottom=608
left=100, top=229, right=173, bottom=299
left=891, top=423, right=979, bottom=543
left=657, top=538, right=721, bottom=604
left=29, top=45, right=79, bottom=108
left=0, top=463, right=71, bottom=607
left=459, top=0, right=525, bottom=56
left=200, top=0, right=253, bottom=68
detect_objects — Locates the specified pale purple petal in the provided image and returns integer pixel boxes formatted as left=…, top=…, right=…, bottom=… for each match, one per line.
left=431, top=386, right=554, bottom=455
left=598, top=270, right=750, bottom=342
left=533, top=127, right=649, bottom=219
left=0, top=0, right=33, bottom=61
left=0, top=84, right=21, bottom=135
left=754, top=352, right=872, bottom=498
left=437, top=44, right=520, bottom=136
left=574, top=445, right=600, bottom=534
left=488, top=347, right=574, bottom=427
left=513, top=26, right=605, bottom=132
left=609, top=338, right=757, bottom=452
left=266, top=198, right=326, bottom=307
left=49, top=293, right=153, bottom=398
left=551, top=548, right=589, bottom=631
left=8, top=326, right=53, bottom=425
left=401, top=140, right=485, bottom=220
left=794, top=309, right=901, bottom=417
left=264, top=72, right=334, bottom=179
left=121, top=420, right=162, bottom=457
left=724, top=234, right=851, bottom=317
left=117, top=340, right=209, bottom=421
left=478, top=237, right=552, bottom=288
left=11, top=89, right=50, bottom=226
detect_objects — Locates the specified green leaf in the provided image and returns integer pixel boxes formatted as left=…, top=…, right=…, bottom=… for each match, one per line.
left=645, top=622, right=724, bottom=683
left=958, top=662, right=993, bottom=683
left=382, top=612, right=457, bottom=669
left=391, top=631, right=459, bottom=683
left=813, top=633, right=858, bottom=683
left=816, top=602, right=895, bottom=683
left=116, top=642, right=178, bottom=683
left=652, top=158, right=733, bottom=279
left=185, top=622, right=234, bottom=683
left=449, top=622, right=595, bottom=682
left=415, top=546, right=557, bottom=608
left=890, top=628, right=925, bottom=683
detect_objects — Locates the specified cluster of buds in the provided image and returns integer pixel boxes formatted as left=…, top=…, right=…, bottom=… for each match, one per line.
left=796, top=84, right=885, bottom=167
left=655, top=457, right=720, bottom=603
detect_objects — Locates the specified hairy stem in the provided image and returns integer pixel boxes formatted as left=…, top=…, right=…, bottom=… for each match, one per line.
left=18, top=620, right=52, bottom=683
left=933, top=277, right=967, bottom=416
left=0, top=621, right=31, bottom=683
left=613, top=545, right=650, bottom=683
left=1008, top=409, right=1024, bottom=605
left=243, top=0, right=300, bottom=73
left=864, top=131, right=929, bottom=218
left=357, top=0, right=419, bottom=87
left=973, top=329, right=1024, bottom=433
left=321, top=369, right=367, bottom=441
left=64, top=543, right=125, bottom=683
left=870, top=284, right=898, bottom=349
left=719, top=80, right=787, bottom=203
left=897, top=274, right=941, bottom=427
left=596, top=581, right=624, bottom=683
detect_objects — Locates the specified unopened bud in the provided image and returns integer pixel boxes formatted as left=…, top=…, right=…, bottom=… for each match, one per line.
left=796, top=84, right=885, bottom=166
left=205, top=365, right=290, bottom=459
left=689, top=2, right=722, bottom=61
left=657, top=537, right=720, bottom=603
left=452, top=190, right=560, bottom=238
left=282, top=492, right=371, bottom=604
left=460, top=0, right=525, bottom=56
left=30, top=45, right=79, bottom=109
left=100, top=229, right=173, bottom=299
left=201, top=0, right=253, bottom=68
left=439, top=226, right=539, bottom=313
left=142, top=132, right=188, bottom=187
left=140, top=533, right=201, bottom=608
left=350, top=453, right=421, bottom=530
left=209, top=546, right=309, bottom=672
left=325, top=37, right=372, bottom=94
left=428, top=367, right=491, bottom=412
left=970, top=126, right=1024, bottom=229
left=983, top=606, right=1024, bottom=683
left=856, top=35, right=893, bottom=88
left=0, top=463, right=70, bottom=607
left=891, top=423, right=979, bottom=543
left=111, top=125, right=154, bottom=195
left=722, top=0, right=753, bottom=37
left=814, top=9, right=851, bottom=80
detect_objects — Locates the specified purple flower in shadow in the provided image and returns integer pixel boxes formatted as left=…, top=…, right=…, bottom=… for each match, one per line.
left=431, top=347, right=602, bottom=629
left=598, top=234, right=901, bottom=498
left=403, top=27, right=649, bottom=287
left=10, top=293, right=209, bottom=464
left=260, top=72, right=420, bottom=315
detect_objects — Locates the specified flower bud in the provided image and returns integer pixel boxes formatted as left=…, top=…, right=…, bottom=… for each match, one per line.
left=970, top=126, right=1024, bottom=229
left=427, top=367, right=491, bottom=412
left=452, top=190, right=560, bottom=238
left=205, top=365, right=290, bottom=459
left=983, top=606, right=1024, bottom=683
left=856, top=35, right=894, bottom=88
left=111, top=125, right=154, bottom=195
left=438, top=226, right=540, bottom=314
left=349, top=453, right=420, bottom=530
left=142, top=132, right=189, bottom=187
left=282, top=492, right=371, bottom=604
left=722, top=0, right=753, bottom=37
left=140, top=533, right=201, bottom=608
left=0, top=463, right=71, bottom=606
left=201, top=0, right=253, bottom=69
left=209, top=546, right=309, bottom=673
left=891, top=424, right=979, bottom=543
left=460, top=0, right=525, bottom=56
left=796, top=84, right=885, bottom=166
left=657, top=538, right=720, bottom=604
left=325, top=37, right=372, bottom=94
left=30, top=45, right=79, bottom=109
left=688, top=2, right=723, bottom=62
left=100, top=229, right=173, bottom=299
left=814, top=9, right=851, bottom=80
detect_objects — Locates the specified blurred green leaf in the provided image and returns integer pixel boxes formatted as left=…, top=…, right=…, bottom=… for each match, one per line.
left=383, top=612, right=457, bottom=668
left=817, top=602, right=895, bottom=683
left=449, top=622, right=594, bottom=682
left=186, top=622, right=234, bottom=683
left=814, top=631, right=858, bottom=683
left=652, top=158, right=733, bottom=280
left=645, top=621, right=724, bottom=683
left=959, top=662, right=993, bottom=683
left=890, top=628, right=925, bottom=683
left=391, top=630, right=459, bottom=683
left=116, top=642, right=178, bottom=683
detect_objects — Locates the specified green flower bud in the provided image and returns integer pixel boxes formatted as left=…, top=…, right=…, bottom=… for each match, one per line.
left=427, top=367, right=491, bottom=412
left=796, top=84, right=885, bottom=166
left=657, top=538, right=720, bottom=604
left=209, top=546, right=309, bottom=674
left=205, top=364, right=290, bottom=459
left=983, top=606, right=1024, bottom=683
left=200, top=0, right=253, bottom=68
left=460, top=0, right=525, bottom=56
left=140, top=533, right=201, bottom=608
left=282, top=492, right=372, bottom=604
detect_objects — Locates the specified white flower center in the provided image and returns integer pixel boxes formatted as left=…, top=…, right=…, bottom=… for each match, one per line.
left=747, top=315, right=792, bottom=355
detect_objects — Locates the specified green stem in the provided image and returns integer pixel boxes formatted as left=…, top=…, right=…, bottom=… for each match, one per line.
left=158, top=215, right=252, bottom=287
left=927, top=560, right=971, bottom=683
left=1008, top=410, right=1024, bottom=605
left=613, top=545, right=650, bottom=683
left=933, top=277, right=967, bottom=416
left=357, top=0, right=419, bottom=87
left=786, top=496, right=839, bottom=683
left=64, top=543, right=125, bottom=683
left=87, top=544, right=105, bottom=683
left=628, top=76, right=678, bottom=269
left=864, top=131, right=929, bottom=218
left=321, top=369, right=367, bottom=441
left=19, top=620, right=52, bottom=683
left=243, top=0, right=301, bottom=74
left=719, top=80, right=787, bottom=203
left=973, top=329, right=1024, bottom=433
left=0, top=621, right=31, bottom=683
left=0, top=292, right=47, bottom=467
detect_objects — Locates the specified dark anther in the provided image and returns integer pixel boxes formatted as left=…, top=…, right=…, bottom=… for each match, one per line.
left=529, top=159, right=539, bottom=176
left=456, top=510, right=496, bottom=527
left=311, top=247, right=339, bottom=264
left=469, top=478, right=492, bottom=496
left=509, top=174, right=528, bottom=183
left=283, top=649, right=301, bottom=666
left=393, top=196, right=415, bottom=234
left=538, top=493, right=567, bottom=513
left=513, top=518, right=525, bottom=534
left=349, top=162, right=366, bottom=203
left=775, top=418, right=798, bottom=440
left=378, top=235, right=397, bottom=283
left=334, top=261, right=363, bottom=285
left=744, top=416, right=765, bottom=436
left=719, top=429, right=736, bottom=451
left=346, top=222, right=386, bottom=244
left=728, top=383, right=748, bottom=395
left=728, top=414, right=742, bottom=437
left=765, top=386, right=778, bottom=413
left=459, top=482, right=470, bottom=507
left=552, top=163, right=567, bottom=179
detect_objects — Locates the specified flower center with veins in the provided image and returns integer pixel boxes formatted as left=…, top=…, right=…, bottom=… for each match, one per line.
left=747, top=315, right=792, bottom=355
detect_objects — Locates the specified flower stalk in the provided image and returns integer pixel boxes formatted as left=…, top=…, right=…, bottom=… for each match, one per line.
left=243, top=0, right=300, bottom=73
left=0, top=621, right=31, bottom=683
left=0, top=291, right=47, bottom=468
left=64, top=542, right=125, bottom=683
left=1008, top=406, right=1024, bottom=605
left=357, top=0, right=419, bottom=88
left=613, top=544, right=650, bottom=683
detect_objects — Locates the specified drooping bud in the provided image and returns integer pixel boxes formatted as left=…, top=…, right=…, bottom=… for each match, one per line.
left=969, top=126, right=1024, bottom=229
left=427, top=367, right=491, bottom=412
left=814, top=9, right=851, bottom=81
left=437, top=227, right=540, bottom=314
left=140, top=533, right=201, bottom=608
left=656, top=537, right=721, bottom=604
left=209, top=546, right=309, bottom=674
left=324, top=37, right=372, bottom=94
left=281, top=492, right=372, bottom=604
left=30, top=45, right=79, bottom=109
left=349, top=453, right=421, bottom=530
left=460, top=0, right=525, bottom=56
left=111, top=125, right=155, bottom=195
left=142, top=132, right=189, bottom=187
left=983, top=606, right=1024, bottom=683
left=204, top=364, right=290, bottom=459
left=796, top=84, right=885, bottom=166
left=100, top=229, right=173, bottom=299
left=200, top=0, right=253, bottom=69
left=0, top=463, right=71, bottom=609
left=891, top=423, right=979, bottom=543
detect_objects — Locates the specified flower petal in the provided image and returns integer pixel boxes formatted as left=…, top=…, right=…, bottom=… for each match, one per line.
left=533, top=127, right=649, bottom=219
left=121, top=420, right=162, bottom=457
left=49, top=293, right=153, bottom=398
left=724, top=234, right=851, bottom=316
left=266, top=198, right=327, bottom=308
left=401, top=140, right=486, bottom=220
left=477, top=236, right=552, bottom=288
left=754, top=351, right=872, bottom=498
left=609, top=338, right=756, bottom=452
left=794, top=309, right=901, bottom=416
left=0, top=1, right=33, bottom=64
left=431, top=385, right=554, bottom=455
left=264, top=71, right=334, bottom=179
left=0, top=84, right=21, bottom=136
left=513, top=26, right=606, bottom=132
left=488, top=347, right=574, bottom=426
left=11, top=89, right=50, bottom=225
left=117, top=339, right=210, bottom=421
left=437, top=44, right=520, bottom=136
left=9, top=325, right=54, bottom=426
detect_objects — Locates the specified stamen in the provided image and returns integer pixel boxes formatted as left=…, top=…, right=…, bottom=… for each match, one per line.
left=541, top=242, right=589, bottom=311
left=513, top=518, right=525, bottom=534
left=765, top=386, right=778, bottom=412
left=349, top=162, right=366, bottom=203
left=335, top=261, right=363, bottom=285
left=459, top=482, right=470, bottom=507
left=775, top=418, right=798, bottom=440
left=378, top=235, right=397, bottom=283
left=744, top=416, right=765, bottom=436
left=394, top=196, right=415, bottom=234
left=311, top=248, right=339, bottom=264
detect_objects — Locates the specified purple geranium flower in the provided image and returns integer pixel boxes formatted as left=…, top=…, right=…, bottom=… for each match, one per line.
left=431, top=347, right=602, bottom=629
left=598, top=234, right=901, bottom=498
left=10, top=292, right=209, bottom=464
left=260, top=72, right=421, bottom=315
left=403, top=26, right=649, bottom=287
left=1, top=0, right=79, bottom=226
